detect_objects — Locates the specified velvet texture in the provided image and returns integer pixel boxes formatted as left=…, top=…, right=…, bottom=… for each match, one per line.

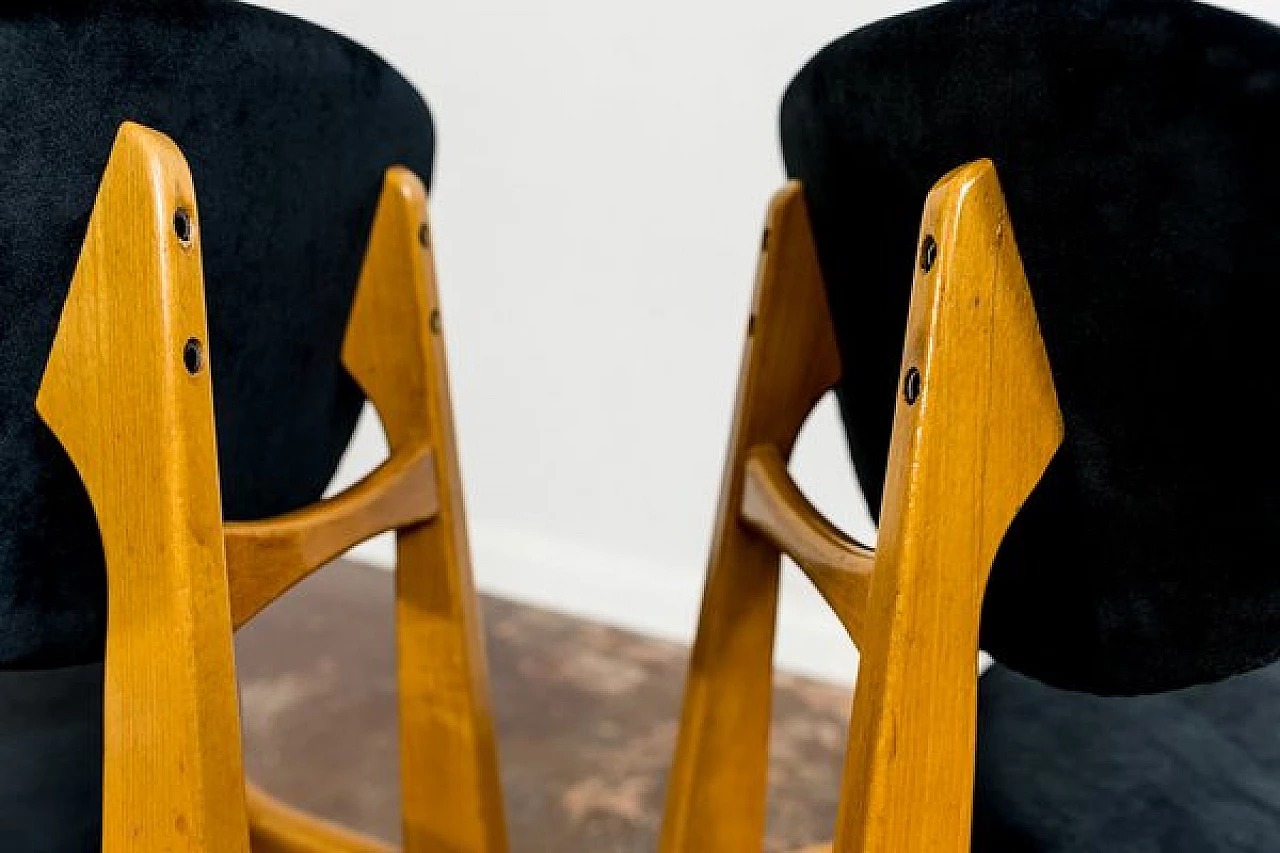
left=0, top=0, right=434, bottom=667
left=0, top=666, right=102, bottom=850
left=973, top=660, right=1280, bottom=851
left=781, top=0, right=1280, bottom=695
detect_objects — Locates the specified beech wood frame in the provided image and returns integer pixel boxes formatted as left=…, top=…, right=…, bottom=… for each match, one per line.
left=37, top=122, right=508, bottom=853
left=659, top=164, right=1064, bottom=853
left=36, top=121, right=1062, bottom=853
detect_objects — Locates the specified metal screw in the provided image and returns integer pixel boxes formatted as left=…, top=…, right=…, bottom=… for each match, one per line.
left=920, top=234, right=937, bottom=273
left=174, top=208, right=194, bottom=247
left=903, top=366, right=921, bottom=405
left=429, top=308, right=442, bottom=334
left=183, top=338, right=204, bottom=375
left=419, top=223, right=431, bottom=248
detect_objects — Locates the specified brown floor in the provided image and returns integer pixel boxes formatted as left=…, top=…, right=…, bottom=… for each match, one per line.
left=236, top=560, right=851, bottom=852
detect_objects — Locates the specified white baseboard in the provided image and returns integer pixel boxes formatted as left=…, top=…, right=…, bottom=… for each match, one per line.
left=345, top=523, right=861, bottom=685
left=347, top=522, right=995, bottom=685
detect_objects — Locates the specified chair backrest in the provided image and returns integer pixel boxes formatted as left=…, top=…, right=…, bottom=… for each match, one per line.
left=36, top=122, right=507, bottom=852
left=660, top=163, right=1063, bottom=853
left=781, top=0, right=1280, bottom=696
left=0, top=0, right=433, bottom=668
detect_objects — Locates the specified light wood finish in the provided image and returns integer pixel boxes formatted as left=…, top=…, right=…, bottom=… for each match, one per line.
left=37, top=122, right=250, bottom=852
left=227, top=170, right=508, bottom=851
left=340, top=168, right=509, bottom=853
left=246, top=784, right=392, bottom=853
left=835, top=161, right=1062, bottom=853
left=659, top=182, right=853, bottom=853
left=225, top=444, right=439, bottom=628
left=741, top=445, right=873, bottom=644
left=39, top=123, right=506, bottom=851
left=661, top=162, right=1064, bottom=853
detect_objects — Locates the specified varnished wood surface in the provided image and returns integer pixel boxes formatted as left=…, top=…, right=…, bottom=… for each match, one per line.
left=659, top=182, right=844, bottom=853
left=661, top=163, right=1063, bottom=853
left=834, top=161, right=1063, bottom=853
left=36, top=122, right=250, bottom=852
left=38, top=122, right=506, bottom=852
left=341, top=169, right=509, bottom=853
left=741, top=445, right=873, bottom=645
left=225, top=445, right=439, bottom=628
left=247, top=784, right=393, bottom=853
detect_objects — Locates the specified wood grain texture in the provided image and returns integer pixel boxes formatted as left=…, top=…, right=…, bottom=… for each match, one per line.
left=36, top=122, right=250, bottom=852
left=659, top=182, right=846, bottom=853
left=834, top=160, right=1063, bottom=853
left=741, top=445, right=873, bottom=645
left=225, top=445, right=439, bottom=628
left=342, top=168, right=509, bottom=853
left=662, top=162, right=1062, bottom=853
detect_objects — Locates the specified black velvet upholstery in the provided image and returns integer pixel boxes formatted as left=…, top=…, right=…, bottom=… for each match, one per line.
left=781, top=0, right=1280, bottom=695
left=0, top=0, right=434, bottom=667
left=973, top=661, right=1280, bottom=851
left=0, top=666, right=102, bottom=851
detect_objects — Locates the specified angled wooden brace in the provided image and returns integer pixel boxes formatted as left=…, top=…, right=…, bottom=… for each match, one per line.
left=39, top=123, right=509, bottom=853
left=659, top=162, right=1063, bottom=853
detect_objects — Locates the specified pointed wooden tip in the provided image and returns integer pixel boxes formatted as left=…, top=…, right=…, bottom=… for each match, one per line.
left=384, top=165, right=428, bottom=207
left=909, top=158, right=1064, bottom=566
left=341, top=167, right=437, bottom=449
left=37, top=120, right=204, bottom=459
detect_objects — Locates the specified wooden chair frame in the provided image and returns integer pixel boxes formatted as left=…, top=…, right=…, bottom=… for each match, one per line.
left=36, top=123, right=508, bottom=852
left=658, top=163, right=1065, bottom=853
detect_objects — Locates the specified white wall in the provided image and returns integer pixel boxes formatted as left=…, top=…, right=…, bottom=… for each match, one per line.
left=259, top=0, right=1280, bottom=683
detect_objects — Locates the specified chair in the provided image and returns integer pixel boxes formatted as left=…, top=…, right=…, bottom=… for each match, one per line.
left=660, top=1, right=1280, bottom=851
left=1, top=2, right=505, bottom=850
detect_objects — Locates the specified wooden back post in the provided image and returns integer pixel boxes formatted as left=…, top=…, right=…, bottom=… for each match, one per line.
left=659, top=162, right=1064, bottom=853
left=37, top=122, right=508, bottom=853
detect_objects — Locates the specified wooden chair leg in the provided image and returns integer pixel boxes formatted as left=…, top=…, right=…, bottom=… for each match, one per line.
left=37, top=122, right=250, bottom=852
left=661, top=162, right=1063, bottom=853
left=834, top=161, right=1062, bottom=853
left=226, top=171, right=510, bottom=852
left=342, top=169, right=509, bottom=853
left=39, top=123, right=508, bottom=853
left=659, top=182, right=858, bottom=853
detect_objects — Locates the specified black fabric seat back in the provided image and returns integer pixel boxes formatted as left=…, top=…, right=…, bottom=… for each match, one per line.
left=781, top=0, right=1280, bottom=695
left=0, top=0, right=434, bottom=667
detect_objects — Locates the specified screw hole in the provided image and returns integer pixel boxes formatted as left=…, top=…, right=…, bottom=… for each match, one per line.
left=761, top=227, right=770, bottom=253
left=903, top=366, right=921, bottom=405
left=920, top=234, right=937, bottom=273
left=174, top=208, right=194, bottom=247
left=419, top=224, right=431, bottom=248
left=183, top=338, right=204, bottom=375
left=429, top=308, right=442, bottom=334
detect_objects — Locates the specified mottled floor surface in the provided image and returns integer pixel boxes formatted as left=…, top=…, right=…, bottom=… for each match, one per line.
left=236, top=560, right=850, bottom=852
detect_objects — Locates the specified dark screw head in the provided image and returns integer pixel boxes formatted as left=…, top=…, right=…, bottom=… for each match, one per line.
left=419, top=223, right=431, bottom=248
left=761, top=227, right=770, bottom=253
left=174, top=208, right=194, bottom=247
left=920, top=234, right=937, bottom=272
left=429, top=308, right=442, bottom=334
left=183, top=338, right=204, bottom=375
left=903, top=366, right=921, bottom=405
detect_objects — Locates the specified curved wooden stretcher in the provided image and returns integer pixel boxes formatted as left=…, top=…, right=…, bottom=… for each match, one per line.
left=38, top=123, right=507, bottom=853
left=37, top=120, right=1061, bottom=853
